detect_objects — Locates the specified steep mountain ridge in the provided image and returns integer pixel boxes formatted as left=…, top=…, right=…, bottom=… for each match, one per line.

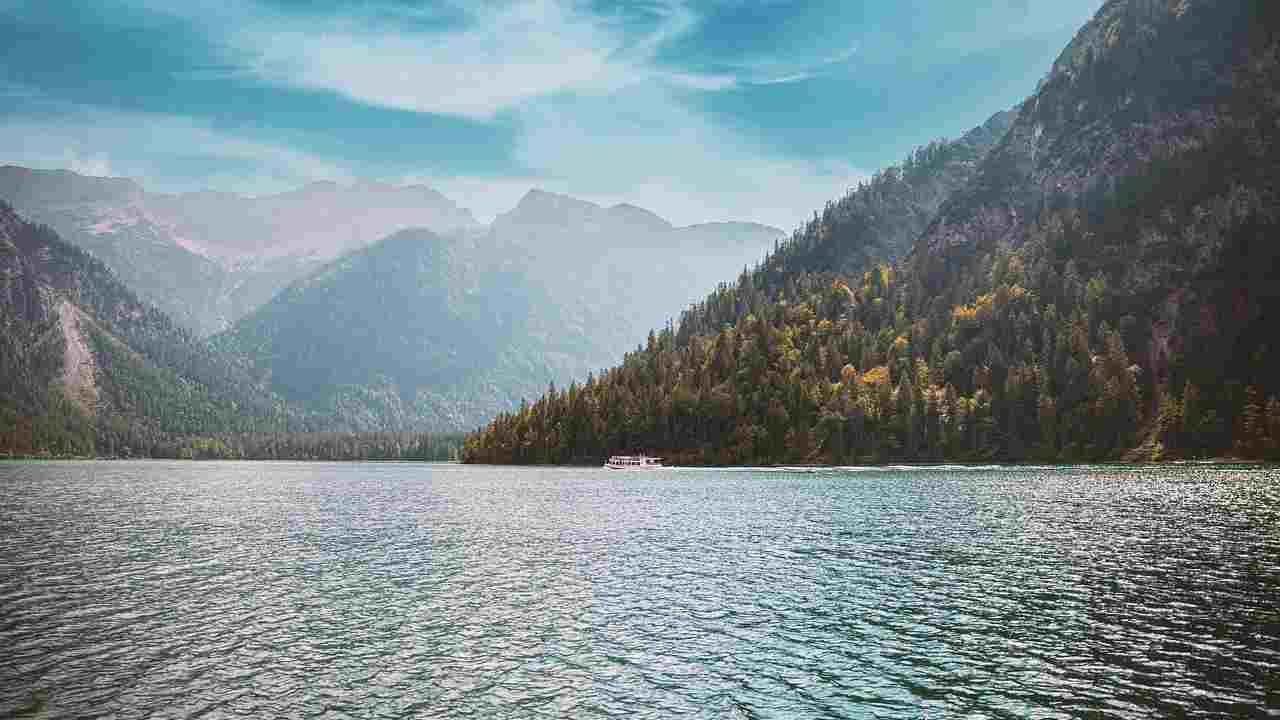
left=214, top=228, right=536, bottom=430
left=674, top=108, right=1015, bottom=345
left=463, top=0, right=1280, bottom=464
left=216, top=205, right=784, bottom=431
left=913, top=0, right=1274, bottom=297
left=0, top=167, right=480, bottom=336
left=0, top=201, right=287, bottom=455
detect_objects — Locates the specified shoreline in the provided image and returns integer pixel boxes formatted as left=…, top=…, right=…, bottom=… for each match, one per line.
left=5, top=457, right=1267, bottom=469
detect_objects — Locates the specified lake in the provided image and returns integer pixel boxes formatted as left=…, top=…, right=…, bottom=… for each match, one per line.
left=1, top=462, right=1278, bottom=718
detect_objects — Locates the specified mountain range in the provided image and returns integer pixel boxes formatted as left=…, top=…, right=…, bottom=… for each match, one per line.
left=0, top=168, right=781, bottom=442
left=0, top=200, right=283, bottom=456
left=462, top=0, right=1280, bottom=464
left=0, top=168, right=480, bottom=336
left=5, top=0, right=1274, bottom=459
left=213, top=189, right=781, bottom=431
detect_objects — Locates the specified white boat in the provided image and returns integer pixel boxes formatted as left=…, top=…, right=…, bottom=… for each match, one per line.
left=604, top=454, right=664, bottom=470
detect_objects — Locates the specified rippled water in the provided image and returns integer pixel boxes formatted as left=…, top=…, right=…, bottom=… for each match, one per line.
left=2, top=462, right=1278, bottom=718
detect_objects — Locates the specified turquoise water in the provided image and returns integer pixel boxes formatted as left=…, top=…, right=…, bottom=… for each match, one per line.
left=2, top=462, right=1278, bottom=717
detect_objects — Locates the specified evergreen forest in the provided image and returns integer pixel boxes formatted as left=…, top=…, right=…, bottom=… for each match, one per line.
left=461, top=0, right=1280, bottom=465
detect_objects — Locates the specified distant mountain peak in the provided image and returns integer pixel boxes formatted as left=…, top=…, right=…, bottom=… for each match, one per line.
left=510, top=188, right=599, bottom=215
left=606, top=202, right=672, bottom=232
left=0, top=165, right=145, bottom=207
left=500, top=189, right=676, bottom=235
left=299, top=179, right=341, bottom=192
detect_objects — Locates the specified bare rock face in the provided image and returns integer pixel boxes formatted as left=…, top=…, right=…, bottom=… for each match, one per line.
left=214, top=199, right=785, bottom=432
left=0, top=201, right=280, bottom=446
left=912, top=0, right=1268, bottom=300
left=57, top=299, right=98, bottom=415
left=0, top=168, right=480, bottom=336
left=901, top=0, right=1279, bottom=451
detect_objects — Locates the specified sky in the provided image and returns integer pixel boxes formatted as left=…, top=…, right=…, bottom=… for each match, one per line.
left=0, top=0, right=1103, bottom=229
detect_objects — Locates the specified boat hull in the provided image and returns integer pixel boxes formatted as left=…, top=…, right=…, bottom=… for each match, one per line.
left=604, top=463, right=664, bottom=470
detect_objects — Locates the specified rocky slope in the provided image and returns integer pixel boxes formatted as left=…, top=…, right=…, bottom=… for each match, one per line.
left=217, top=200, right=782, bottom=431
left=463, top=0, right=1280, bottom=464
left=913, top=0, right=1275, bottom=294
left=0, top=168, right=478, bottom=336
left=492, top=189, right=783, bottom=375
left=0, top=202, right=286, bottom=456
left=910, top=0, right=1280, bottom=398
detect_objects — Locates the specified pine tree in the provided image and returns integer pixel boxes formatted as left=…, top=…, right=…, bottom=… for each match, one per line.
left=1265, top=396, right=1280, bottom=460
left=1238, top=386, right=1265, bottom=458
left=1181, top=381, right=1204, bottom=457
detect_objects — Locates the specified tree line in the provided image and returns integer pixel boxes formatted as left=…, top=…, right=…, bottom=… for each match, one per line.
left=462, top=103, right=1280, bottom=465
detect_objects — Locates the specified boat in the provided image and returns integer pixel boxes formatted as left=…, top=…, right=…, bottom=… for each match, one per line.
left=604, top=454, right=664, bottom=469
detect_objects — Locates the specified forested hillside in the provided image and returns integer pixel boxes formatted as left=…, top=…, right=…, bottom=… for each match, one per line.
left=214, top=198, right=781, bottom=432
left=675, top=109, right=1014, bottom=345
left=462, top=0, right=1280, bottom=465
left=213, top=227, right=538, bottom=431
left=0, top=168, right=479, bottom=336
left=0, top=201, right=289, bottom=456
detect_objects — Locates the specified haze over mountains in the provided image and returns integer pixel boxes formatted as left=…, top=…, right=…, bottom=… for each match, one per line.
left=464, top=0, right=1280, bottom=464
left=0, top=167, right=782, bottom=435
left=211, top=187, right=781, bottom=430
left=4, top=0, right=1274, bottom=459
left=0, top=167, right=481, bottom=336
left=0, top=200, right=282, bottom=456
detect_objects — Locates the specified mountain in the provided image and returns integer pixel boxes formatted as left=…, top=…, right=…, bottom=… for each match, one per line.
left=0, top=167, right=479, bottom=336
left=214, top=228, right=536, bottom=431
left=675, top=109, right=1016, bottom=345
left=462, top=0, right=1280, bottom=465
left=911, top=0, right=1274, bottom=300
left=0, top=201, right=286, bottom=456
left=146, top=179, right=479, bottom=260
left=216, top=195, right=783, bottom=431
left=0, top=161, right=783, bottom=433
left=493, top=188, right=783, bottom=368
left=493, top=189, right=674, bottom=240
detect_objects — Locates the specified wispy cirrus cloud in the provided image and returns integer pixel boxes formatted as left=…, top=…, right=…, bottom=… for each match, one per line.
left=0, top=0, right=1105, bottom=231
left=242, top=1, right=624, bottom=120
left=156, top=0, right=735, bottom=121
left=121, top=0, right=863, bottom=227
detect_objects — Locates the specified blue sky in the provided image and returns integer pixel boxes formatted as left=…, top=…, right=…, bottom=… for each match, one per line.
left=0, top=0, right=1102, bottom=228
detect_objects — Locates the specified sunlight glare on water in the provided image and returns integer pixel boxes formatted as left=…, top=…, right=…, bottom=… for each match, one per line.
left=1, top=462, right=1278, bottom=718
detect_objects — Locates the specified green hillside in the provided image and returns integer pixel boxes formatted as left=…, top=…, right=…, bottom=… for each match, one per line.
left=462, top=0, right=1280, bottom=465
left=0, top=201, right=287, bottom=456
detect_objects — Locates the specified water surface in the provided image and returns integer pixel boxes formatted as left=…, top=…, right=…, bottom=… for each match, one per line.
left=2, top=462, right=1278, bottom=718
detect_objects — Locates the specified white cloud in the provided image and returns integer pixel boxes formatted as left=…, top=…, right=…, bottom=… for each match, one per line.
left=225, top=0, right=736, bottom=120
left=11, top=0, right=874, bottom=230
left=176, top=0, right=862, bottom=229
left=243, top=1, right=611, bottom=120
left=438, top=88, right=870, bottom=230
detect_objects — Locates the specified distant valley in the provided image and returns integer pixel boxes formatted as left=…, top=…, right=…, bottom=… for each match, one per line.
left=0, top=168, right=480, bottom=336
left=211, top=189, right=780, bottom=431
left=0, top=169, right=781, bottom=440
left=7, top=0, right=1273, bottom=461
left=463, top=0, right=1280, bottom=465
